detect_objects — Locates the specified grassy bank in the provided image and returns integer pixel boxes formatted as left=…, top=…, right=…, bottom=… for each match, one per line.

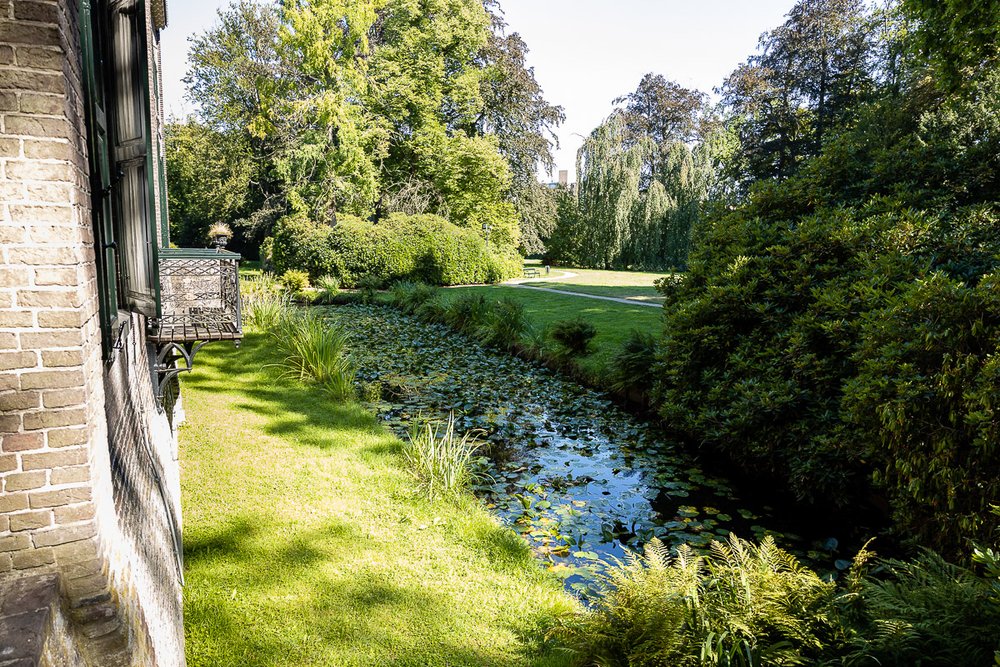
left=179, top=334, right=577, bottom=666
left=442, top=285, right=662, bottom=377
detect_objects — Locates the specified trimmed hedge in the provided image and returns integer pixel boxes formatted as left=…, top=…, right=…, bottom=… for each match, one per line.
left=268, top=213, right=521, bottom=287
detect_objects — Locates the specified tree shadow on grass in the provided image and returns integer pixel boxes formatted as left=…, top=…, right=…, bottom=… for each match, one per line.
left=184, top=514, right=554, bottom=667
left=183, top=333, right=386, bottom=451
left=181, top=335, right=572, bottom=666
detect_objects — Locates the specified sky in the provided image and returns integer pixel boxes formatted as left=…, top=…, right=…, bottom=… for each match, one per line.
left=160, top=0, right=798, bottom=182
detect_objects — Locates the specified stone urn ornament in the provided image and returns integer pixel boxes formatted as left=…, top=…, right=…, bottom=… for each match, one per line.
left=208, top=222, right=233, bottom=251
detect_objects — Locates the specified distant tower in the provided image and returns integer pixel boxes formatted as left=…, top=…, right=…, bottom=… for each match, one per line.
left=558, top=169, right=569, bottom=187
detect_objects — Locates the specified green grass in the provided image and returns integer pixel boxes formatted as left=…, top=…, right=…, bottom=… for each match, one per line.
left=180, top=335, right=577, bottom=666
left=517, top=265, right=669, bottom=303
left=441, top=285, right=663, bottom=377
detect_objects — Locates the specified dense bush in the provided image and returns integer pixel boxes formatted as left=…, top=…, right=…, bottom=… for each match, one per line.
left=607, top=330, right=657, bottom=395
left=279, top=269, right=310, bottom=293
left=268, top=212, right=521, bottom=287
left=475, top=298, right=531, bottom=352
left=653, top=201, right=1000, bottom=553
left=548, top=318, right=598, bottom=357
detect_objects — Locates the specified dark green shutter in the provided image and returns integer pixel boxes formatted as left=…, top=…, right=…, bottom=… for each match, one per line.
left=109, top=0, right=159, bottom=317
left=80, top=0, right=120, bottom=354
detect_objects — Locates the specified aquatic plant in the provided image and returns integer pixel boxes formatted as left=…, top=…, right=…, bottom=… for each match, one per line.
left=275, top=310, right=355, bottom=402
left=388, top=280, right=438, bottom=315
left=403, top=412, right=483, bottom=500
left=443, top=293, right=490, bottom=333
left=313, top=275, right=341, bottom=305
left=607, top=329, right=657, bottom=394
left=475, top=297, right=531, bottom=352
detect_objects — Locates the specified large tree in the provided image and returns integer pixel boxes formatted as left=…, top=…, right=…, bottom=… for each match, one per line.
left=175, top=0, right=569, bottom=259
left=719, top=0, right=873, bottom=188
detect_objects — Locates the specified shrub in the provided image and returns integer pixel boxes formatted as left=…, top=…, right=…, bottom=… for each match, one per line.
left=548, top=318, right=598, bottom=357
left=608, top=330, right=657, bottom=395
left=388, top=281, right=438, bottom=315
left=279, top=269, right=310, bottom=293
left=475, top=298, right=530, bottom=352
left=240, top=274, right=290, bottom=332
left=443, top=293, right=490, bottom=333
left=313, top=275, right=340, bottom=305
left=843, top=550, right=1000, bottom=666
left=274, top=310, right=355, bottom=402
left=653, top=201, right=1000, bottom=553
left=403, top=413, right=483, bottom=500
left=269, top=212, right=520, bottom=287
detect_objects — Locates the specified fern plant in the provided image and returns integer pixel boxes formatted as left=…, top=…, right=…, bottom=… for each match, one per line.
left=554, top=535, right=841, bottom=667
left=844, top=549, right=1000, bottom=666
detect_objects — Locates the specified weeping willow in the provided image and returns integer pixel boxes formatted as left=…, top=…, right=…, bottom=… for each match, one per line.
left=570, top=114, right=716, bottom=270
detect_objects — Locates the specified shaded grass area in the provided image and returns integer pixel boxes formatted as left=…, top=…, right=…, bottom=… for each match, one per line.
left=180, top=334, right=577, bottom=666
left=519, top=266, right=668, bottom=303
left=441, top=286, right=663, bottom=377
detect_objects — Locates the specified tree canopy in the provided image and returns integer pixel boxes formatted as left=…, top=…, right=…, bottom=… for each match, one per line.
left=170, top=0, right=563, bottom=258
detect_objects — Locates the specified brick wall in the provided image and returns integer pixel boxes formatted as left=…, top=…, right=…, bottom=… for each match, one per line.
left=1, top=1, right=184, bottom=665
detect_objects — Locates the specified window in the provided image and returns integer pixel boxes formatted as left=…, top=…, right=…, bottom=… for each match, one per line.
left=80, top=0, right=162, bottom=355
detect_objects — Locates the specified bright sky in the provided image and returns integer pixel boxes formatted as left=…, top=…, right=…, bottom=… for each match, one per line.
left=160, top=0, right=798, bottom=182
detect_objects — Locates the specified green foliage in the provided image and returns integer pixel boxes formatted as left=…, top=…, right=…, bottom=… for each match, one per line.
left=556, top=535, right=840, bottom=666
left=403, top=413, right=483, bottom=501
left=548, top=319, right=597, bottom=357
left=902, top=0, right=1000, bottom=89
left=312, top=275, right=340, bottom=305
left=475, top=298, right=530, bottom=352
left=654, top=200, right=1000, bottom=551
left=179, top=0, right=561, bottom=255
left=279, top=269, right=310, bottom=293
left=166, top=121, right=254, bottom=249
left=443, top=293, right=491, bottom=333
left=608, top=330, right=657, bottom=395
left=269, top=212, right=520, bottom=287
left=273, top=309, right=355, bottom=402
left=387, top=281, right=439, bottom=316
left=240, top=273, right=290, bottom=332
left=844, top=550, right=1000, bottom=666
left=551, top=109, right=715, bottom=271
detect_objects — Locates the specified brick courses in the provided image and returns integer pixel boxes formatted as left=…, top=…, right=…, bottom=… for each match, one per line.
left=2, top=1, right=185, bottom=665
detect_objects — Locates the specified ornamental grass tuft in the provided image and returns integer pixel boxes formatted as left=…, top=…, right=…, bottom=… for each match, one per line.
left=403, top=412, right=482, bottom=500
left=274, top=309, right=356, bottom=402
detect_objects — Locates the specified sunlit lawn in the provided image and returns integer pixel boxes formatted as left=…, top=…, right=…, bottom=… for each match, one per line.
left=180, top=334, right=577, bottom=667
left=515, top=263, right=669, bottom=303
left=443, top=285, right=663, bottom=377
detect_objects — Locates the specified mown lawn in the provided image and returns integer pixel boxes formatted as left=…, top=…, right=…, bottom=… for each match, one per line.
left=442, top=285, right=663, bottom=377
left=179, top=333, right=577, bottom=667
left=516, top=265, right=668, bottom=303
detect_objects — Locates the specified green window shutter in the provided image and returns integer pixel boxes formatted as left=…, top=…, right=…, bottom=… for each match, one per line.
left=80, top=0, right=120, bottom=354
left=109, top=0, right=160, bottom=317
